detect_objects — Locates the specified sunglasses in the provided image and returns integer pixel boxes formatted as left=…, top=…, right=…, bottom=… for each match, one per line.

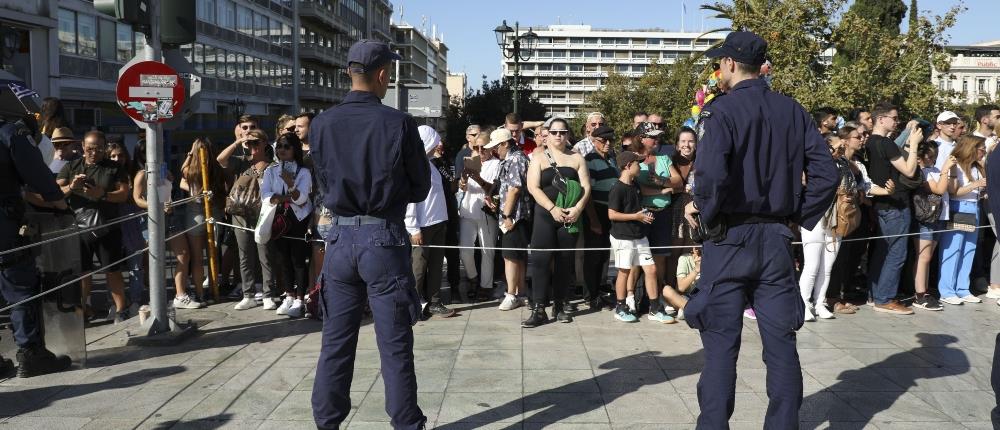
left=590, top=122, right=605, bottom=127
left=240, top=124, right=256, bottom=130
left=550, top=130, right=569, bottom=135
left=285, top=126, right=296, bottom=132
left=650, top=122, right=664, bottom=128
left=275, top=144, right=294, bottom=150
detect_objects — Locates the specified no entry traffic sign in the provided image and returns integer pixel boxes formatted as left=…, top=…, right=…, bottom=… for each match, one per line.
left=115, top=60, right=185, bottom=123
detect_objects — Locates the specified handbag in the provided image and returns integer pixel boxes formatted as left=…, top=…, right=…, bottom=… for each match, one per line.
left=832, top=189, right=861, bottom=238
left=948, top=212, right=977, bottom=233
left=74, top=206, right=109, bottom=240
left=912, top=190, right=943, bottom=224
left=254, top=200, right=278, bottom=244
left=543, top=148, right=568, bottom=194
left=270, top=202, right=293, bottom=240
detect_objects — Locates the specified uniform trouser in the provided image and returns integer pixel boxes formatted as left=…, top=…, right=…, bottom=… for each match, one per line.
left=411, top=222, right=447, bottom=303
left=0, top=218, right=44, bottom=349
left=682, top=223, right=803, bottom=430
left=799, top=222, right=841, bottom=307
left=233, top=215, right=276, bottom=298
left=312, top=221, right=425, bottom=430
left=530, top=209, right=578, bottom=306
left=459, top=216, right=497, bottom=290
left=583, top=204, right=612, bottom=300
left=939, top=201, right=979, bottom=299
left=987, top=213, right=1000, bottom=285
left=868, top=207, right=911, bottom=305
left=991, top=333, right=1000, bottom=425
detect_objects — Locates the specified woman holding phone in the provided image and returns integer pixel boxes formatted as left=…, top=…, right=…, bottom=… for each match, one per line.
left=458, top=133, right=502, bottom=304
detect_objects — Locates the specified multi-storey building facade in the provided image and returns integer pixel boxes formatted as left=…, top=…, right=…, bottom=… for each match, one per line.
left=447, top=72, right=466, bottom=106
left=390, top=22, right=447, bottom=127
left=936, top=41, right=1000, bottom=103
left=501, top=24, right=724, bottom=118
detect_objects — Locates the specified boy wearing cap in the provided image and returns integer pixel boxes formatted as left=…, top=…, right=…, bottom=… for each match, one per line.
left=607, top=151, right=676, bottom=324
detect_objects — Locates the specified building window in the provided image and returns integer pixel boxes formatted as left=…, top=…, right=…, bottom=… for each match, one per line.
left=570, top=50, right=583, bottom=58
left=77, top=14, right=98, bottom=58
left=254, top=12, right=267, bottom=39
left=116, top=23, right=133, bottom=62
left=227, top=50, right=237, bottom=79
left=979, top=79, right=987, bottom=94
left=570, top=37, right=584, bottom=44
left=616, top=64, right=629, bottom=73
left=269, top=18, right=281, bottom=45
left=193, top=44, right=204, bottom=74
left=218, top=0, right=236, bottom=30
left=58, top=9, right=76, bottom=55
left=633, top=64, right=646, bottom=73
left=197, top=0, right=216, bottom=25
left=236, top=6, right=252, bottom=35
left=963, top=79, right=968, bottom=94
left=569, top=64, right=583, bottom=72
left=204, top=45, right=217, bottom=77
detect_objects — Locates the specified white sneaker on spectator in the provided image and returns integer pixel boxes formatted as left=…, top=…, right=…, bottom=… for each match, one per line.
left=275, top=296, right=293, bottom=315
left=263, top=297, right=279, bottom=311
left=233, top=297, right=257, bottom=310
left=961, top=295, right=982, bottom=304
left=625, top=295, right=636, bottom=314
left=987, top=289, right=1000, bottom=299
left=287, top=299, right=304, bottom=318
left=940, top=296, right=964, bottom=305
left=173, top=295, right=203, bottom=310
left=815, top=304, right=835, bottom=319
left=498, top=294, right=520, bottom=311
left=803, top=305, right=816, bottom=322
left=254, top=292, right=264, bottom=303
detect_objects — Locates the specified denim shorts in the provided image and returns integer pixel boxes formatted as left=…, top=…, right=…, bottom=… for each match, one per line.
left=917, top=220, right=942, bottom=242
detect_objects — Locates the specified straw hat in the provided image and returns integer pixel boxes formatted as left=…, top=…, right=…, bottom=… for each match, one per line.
left=49, top=127, right=77, bottom=145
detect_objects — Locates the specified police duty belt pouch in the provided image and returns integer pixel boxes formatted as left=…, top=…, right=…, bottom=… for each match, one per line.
left=691, top=213, right=727, bottom=244
left=948, top=212, right=977, bottom=233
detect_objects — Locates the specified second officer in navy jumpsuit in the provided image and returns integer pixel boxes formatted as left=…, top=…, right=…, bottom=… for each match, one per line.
left=683, top=32, right=838, bottom=429
left=309, top=40, right=431, bottom=430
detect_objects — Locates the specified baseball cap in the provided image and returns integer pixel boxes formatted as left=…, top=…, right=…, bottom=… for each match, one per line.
left=616, top=151, right=643, bottom=168
left=592, top=125, right=615, bottom=141
left=346, top=39, right=402, bottom=74
left=936, top=110, right=960, bottom=124
left=704, top=31, right=768, bottom=66
left=485, top=128, right=514, bottom=149
left=636, top=122, right=664, bottom=137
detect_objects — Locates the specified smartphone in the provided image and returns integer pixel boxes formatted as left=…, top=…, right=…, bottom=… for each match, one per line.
left=463, top=156, right=481, bottom=174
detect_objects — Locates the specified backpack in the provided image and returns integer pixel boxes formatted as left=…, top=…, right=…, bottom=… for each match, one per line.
left=225, top=165, right=264, bottom=217
left=832, top=188, right=861, bottom=238
left=912, top=189, right=943, bottom=224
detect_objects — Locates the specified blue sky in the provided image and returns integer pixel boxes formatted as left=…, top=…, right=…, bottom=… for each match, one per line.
left=395, top=0, right=999, bottom=88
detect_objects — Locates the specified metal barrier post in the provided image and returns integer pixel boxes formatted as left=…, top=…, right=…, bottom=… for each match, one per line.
left=199, top=146, right=219, bottom=301
left=142, top=0, right=169, bottom=335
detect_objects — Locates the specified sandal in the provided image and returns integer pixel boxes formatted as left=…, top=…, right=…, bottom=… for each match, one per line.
left=834, top=302, right=856, bottom=314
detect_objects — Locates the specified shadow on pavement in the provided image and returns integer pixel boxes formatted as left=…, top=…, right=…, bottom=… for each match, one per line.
left=801, top=333, right=970, bottom=429
left=435, top=350, right=703, bottom=428
left=147, top=413, right=236, bottom=430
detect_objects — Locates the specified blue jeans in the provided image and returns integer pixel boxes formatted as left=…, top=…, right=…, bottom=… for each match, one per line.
left=939, top=200, right=979, bottom=298
left=868, top=207, right=911, bottom=305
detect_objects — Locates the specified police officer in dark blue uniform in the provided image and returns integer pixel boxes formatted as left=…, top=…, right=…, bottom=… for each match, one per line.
left=0, top=86, right=74, bottom=378
left=309, top=40, right=431, bottom=430
left=682, top=32, right=838, bottom=429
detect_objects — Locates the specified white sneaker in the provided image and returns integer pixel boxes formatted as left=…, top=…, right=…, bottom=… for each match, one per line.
left=254, top=292, right=264, bottom=303
left=677, top=309, right=685, bottom=321
left=986, top=289, right=1000, bottom=299
left=625, top=295, right=636, bottom=313
left=173, top=295, right=204, bottom=310
left=815, top=304, right=835, bottom=319
left=803, top=304, right=816, bottom=322
left=275, top=296, right=293, bottom=315
left=263, top=297, right=280, bottom=311
left=498, top=294, right=520, bottom=311
left=286, top=299, right=304, bottom=318
left=940, top=296, right=964, bottom=305
left=234, top=297, right=258, bottom=310
left=961, top=295, right=982, bottom=304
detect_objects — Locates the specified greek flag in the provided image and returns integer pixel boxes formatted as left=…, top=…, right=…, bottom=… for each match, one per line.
left=8, top=83, right=37, bottom=100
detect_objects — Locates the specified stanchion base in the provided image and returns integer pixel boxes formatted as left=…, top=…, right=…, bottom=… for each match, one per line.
left=125, top=320, right=199, bottom=347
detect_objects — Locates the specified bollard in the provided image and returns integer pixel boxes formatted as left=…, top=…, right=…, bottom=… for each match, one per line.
left=198, top=145, right=219, bottom=301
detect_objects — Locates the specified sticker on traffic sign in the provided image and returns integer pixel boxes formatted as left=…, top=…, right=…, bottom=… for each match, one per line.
left=115, top=61, right=185, bottom=124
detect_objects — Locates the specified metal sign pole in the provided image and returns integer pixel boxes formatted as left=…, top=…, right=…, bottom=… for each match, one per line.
left=143, top=0, right=168, bottom=335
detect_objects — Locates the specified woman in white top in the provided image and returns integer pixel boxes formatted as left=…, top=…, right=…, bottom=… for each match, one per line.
left=939, top=135, right=988, bottom=305
left=261, top=133, right=313, bottom=318
left=458, top=133, right=502, bottom=303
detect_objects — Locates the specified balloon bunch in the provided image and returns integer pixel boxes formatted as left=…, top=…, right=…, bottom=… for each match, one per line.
left=682, top=68, right=723, bottom=129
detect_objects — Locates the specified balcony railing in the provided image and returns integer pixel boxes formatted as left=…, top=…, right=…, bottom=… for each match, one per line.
left=300, top=84, right=347, bottom=103
left=299, top=43, right=347, bottom=67
left=299, top=0, right=349, bottom=34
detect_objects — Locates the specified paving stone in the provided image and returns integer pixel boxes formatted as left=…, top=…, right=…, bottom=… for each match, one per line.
left=267, top=390, right=314, bottom=420
left=522, top=348, right=590, bottom=370
left=592, top=369, right=671, bottom=393
left=836, top=391, right=950, bottom=424
left=603, top=391, right=693, bottom=424
left=0, top=416, right=91, bottom=429
left=911, top=390, right=995, bottom=422
left=522, top=392, right=609, bottom=424
left=447, top=369, right=522, bottom=393
left=437, top=392, right=523, bottom=424
left=679, top=392, right=768, bottom=423
left=454, top=349, right=521, bottom=370
left=460, top=334, right=522, bottom=350
left=522, top=370, right=599, bottom=393
left=355, top=392, right=444, bottom=423
left=374, top=367, right=449, bottom=393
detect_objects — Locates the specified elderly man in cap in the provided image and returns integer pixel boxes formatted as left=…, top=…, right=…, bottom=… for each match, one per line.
left=573, top=111, right=606, bottom=156
left=582, top=124, right=619, bottom=309
left=309, top=39, right=431, bottom=430
left=677, top=30, right=838, bottom=428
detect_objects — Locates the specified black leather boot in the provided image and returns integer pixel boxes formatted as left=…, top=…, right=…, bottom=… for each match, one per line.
left=521, top=303, right=548, bottom=328
left=554, top=302, right=573, bottom=323
left=16, top=346, right=72, bottom=378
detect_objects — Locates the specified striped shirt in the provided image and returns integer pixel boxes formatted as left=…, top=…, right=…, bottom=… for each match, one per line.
left=585, top=151, right=618, bottom=206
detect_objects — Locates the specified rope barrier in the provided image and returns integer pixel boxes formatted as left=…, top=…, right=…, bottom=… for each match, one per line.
left=0, top=221, right=208, bottom=314
left=207, top=218, right=994, bottom=251
left=0, top=192, right=209, bottom=257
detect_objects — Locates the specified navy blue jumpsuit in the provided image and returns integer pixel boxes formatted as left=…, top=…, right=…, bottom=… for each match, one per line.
left=309, top=90, right=431, bottom=430
left=687, top=78, right=838, bottom=429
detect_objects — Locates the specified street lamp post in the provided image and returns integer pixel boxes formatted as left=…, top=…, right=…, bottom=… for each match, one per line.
left=494, top=21, right=537, bottom=115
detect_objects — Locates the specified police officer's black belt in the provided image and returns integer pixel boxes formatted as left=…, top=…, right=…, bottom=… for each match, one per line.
left=726, top=213, right=788, bottom=226
left=334, top=215, right=390, bottom=226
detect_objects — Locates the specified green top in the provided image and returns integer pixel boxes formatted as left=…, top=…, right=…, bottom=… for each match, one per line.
left=637, top=155, right=672, bottom=208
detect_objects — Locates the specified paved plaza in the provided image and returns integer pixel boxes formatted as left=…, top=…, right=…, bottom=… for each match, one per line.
left=0, top=296, right=997, bottom=429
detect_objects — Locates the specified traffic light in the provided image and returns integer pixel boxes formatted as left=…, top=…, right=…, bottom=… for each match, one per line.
left=161, top=0, right=196, bottom=47
left=95, top=0, right=195, bottom=46
left=95, top=0, right=151, bottom=34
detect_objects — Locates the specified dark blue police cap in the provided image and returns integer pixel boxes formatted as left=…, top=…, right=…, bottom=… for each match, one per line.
left=704, top=31, right=767, bottom=66
left=347, top=39, right=402, bottom=74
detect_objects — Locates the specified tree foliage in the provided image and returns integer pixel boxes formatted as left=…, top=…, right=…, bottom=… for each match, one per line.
left=580, top=0, right=965, bottom=135
left=442, top=77, right=546, bottom=156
